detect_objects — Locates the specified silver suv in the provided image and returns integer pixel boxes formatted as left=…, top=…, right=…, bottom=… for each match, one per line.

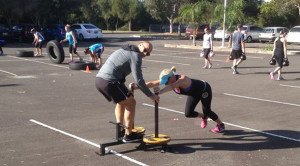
left=241, top=25, right=263, bottom=43
left=259, top=27, right=289, bottom=43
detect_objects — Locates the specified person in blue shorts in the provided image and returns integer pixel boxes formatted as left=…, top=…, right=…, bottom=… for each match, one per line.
left=60, top=24, right=83, bottom=63
left=31, top=28, right=45, bottom=57
left=84, top=43, right=105, bottom=68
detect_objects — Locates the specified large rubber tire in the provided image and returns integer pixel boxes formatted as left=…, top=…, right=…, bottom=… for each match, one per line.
left=69, top=61, right=96, bottom=70
left=46, top=40, right=65, bottom=64
left=15, top=50, right=34, bottom=57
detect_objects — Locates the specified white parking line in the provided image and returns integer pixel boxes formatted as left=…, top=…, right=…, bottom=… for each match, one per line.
left=142, top=103, right=300, bottom=143
left=8, top=56, right=69, bottom=69
left=0, top=69, right=18, bottom=76
left=29, top=119, right=148, bottom=166
left=224, top=93, right=300, bottom=107
left=280, top=84, right=300, bottom=89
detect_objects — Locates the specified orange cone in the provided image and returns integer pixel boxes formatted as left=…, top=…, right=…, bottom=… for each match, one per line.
left=85, top=65, right=90, bottom=73
left=226, top=56, right=230, bottom=62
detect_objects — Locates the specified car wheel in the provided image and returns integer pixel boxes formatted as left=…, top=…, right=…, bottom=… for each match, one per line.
left=69, top=61, right=96, bottom=70
left=15, top=50, right=34, bottom=57
left=246, top=36, right=252, bottom=43
left=79, top=34, right=84, bottom=41
left=46, top=40, right=65, bottom=64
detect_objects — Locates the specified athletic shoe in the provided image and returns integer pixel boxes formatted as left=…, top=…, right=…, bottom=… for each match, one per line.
left=211, top=123, right=225, bottom=133
left=209, top=64, right=213, bottom=69
left=277, top=76, right=284, bottom=80
left=0, top=52, right=4, bottom=56
left=34, top=53, right=39, bottom=56
left=201, top=117, right=208, bottom=128
left=270, top=72, right=275, bottom=80
left=202, top=66, right=208, bottom=69
left=122, top=132, right=143, bottom=143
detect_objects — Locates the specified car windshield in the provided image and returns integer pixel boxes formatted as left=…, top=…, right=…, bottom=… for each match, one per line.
left=263, top=29, right=274, bottom=33
left=83, top=24, right=97, bottom=29
left=242, top=27, right=247, bottom=30
left=290, top=27, right=300, bottom=32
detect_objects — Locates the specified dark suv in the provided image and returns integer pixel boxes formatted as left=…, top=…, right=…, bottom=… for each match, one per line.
left=11, top=24, right=40, bottom=42
left=185, top=24, right=216, bottom=39
left=42, top=24, right=66, bottom=41
left=0, top=24, right=13, bottom=41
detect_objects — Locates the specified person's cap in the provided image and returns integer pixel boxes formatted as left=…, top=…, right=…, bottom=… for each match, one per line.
left=159, top=70, right=174, bottom=85
left=31, top=28, right=36, bottom=32
left=237, top=24, right=243, bottom=28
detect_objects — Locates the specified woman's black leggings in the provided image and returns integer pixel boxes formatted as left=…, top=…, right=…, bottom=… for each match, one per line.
left=184, top=84, right=219, bottom=121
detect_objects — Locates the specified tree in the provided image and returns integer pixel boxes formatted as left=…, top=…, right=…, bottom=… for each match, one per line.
left=177, top=1, right=213, bottom=45
left=213, top=0, right=246, bottom=31
left=145, top=0, right=189, bottom=33
left=97, top=0, right=112, bottom=30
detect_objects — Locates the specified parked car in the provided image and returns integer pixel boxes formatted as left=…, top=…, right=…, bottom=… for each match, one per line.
left=241, top=25, right=263, bottom=43
left=214, top=27, right=231, bottom=41
left=0, top=24, right=13, bottom=41
left=185, top=24, right=213, bottom=40
left=287, top=26, right=300, bottom=44
left=11, top=24, right=41, bottom=42
left=42, top=24, right=66, bottom=41
left=259, top=27, right=289, bottom=43
left=70, top=23, right=103, bottom=41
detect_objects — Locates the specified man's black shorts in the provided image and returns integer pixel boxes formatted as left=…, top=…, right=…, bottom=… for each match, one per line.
left=231, top=50, right=242, bottom=59
left=95, top=77, right=131, bottom=103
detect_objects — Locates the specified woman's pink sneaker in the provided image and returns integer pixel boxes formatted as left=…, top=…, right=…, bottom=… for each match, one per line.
left=201, top=117, right=207, bottom=128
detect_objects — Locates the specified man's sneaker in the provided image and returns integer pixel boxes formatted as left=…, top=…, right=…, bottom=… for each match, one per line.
left=211, top=123, right=225, bottom=133
left=122, top=132, right=143, bottom=143
left=201, top=117, right=208, bottom=128
left=208, top=64, right=213, bottom=69
left=277, top=76, right=284, bottom=80
left=270, top=72, right=275, bottom=80
left=202, top=66, right=208, bottom=69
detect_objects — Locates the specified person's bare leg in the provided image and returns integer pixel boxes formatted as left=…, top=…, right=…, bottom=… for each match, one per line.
left=118, top=96, right=136, bottom=135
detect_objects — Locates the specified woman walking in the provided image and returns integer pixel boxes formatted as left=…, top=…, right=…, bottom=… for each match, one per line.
left=270, top=30, right=288, bottom=80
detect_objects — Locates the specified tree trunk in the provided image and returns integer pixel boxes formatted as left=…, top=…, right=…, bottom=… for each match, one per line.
left=106, top=19, right=109, bottom=30
left=115, top=19, right=118, bottom=31
left=177, top=23, right=181, bottom=36
left=128, top=19, right=132, bottom=31
left=169, top=18, right=173, bottom=34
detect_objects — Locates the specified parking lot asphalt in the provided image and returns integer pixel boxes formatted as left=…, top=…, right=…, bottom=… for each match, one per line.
left=0, top=34, right=300, bottom=166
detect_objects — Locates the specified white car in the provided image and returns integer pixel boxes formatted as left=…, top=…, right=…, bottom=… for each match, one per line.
left=259, top=27, right=289, bottom=43
left=214, top=28, right=230, bottom=41
left=287, top=26, right=300, bottom=44
left=71, top=23, right=103, bottom=41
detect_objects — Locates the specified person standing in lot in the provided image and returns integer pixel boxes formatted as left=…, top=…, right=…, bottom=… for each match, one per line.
left=60, top=24, right=83, bottom=63
left=270, top=30, right=288, bottom=80
left=31, top=28, right=45, bottom=57
left=84, top=43, right=104, bottom=69
left=130, top=66, right=225, bottom=133
left=202, top=27, right=213, bottom=69
left=0, top=40, right=4, bottom=56
left=95, top=41, right=160, bottom=143
left=230, top=24, right=246, bottom=74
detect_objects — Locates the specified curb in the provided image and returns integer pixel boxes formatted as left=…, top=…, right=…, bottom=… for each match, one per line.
left=163, top=44, right=300, bottom=55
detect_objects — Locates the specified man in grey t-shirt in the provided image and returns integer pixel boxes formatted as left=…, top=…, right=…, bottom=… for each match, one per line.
left=95, top=41, right=159, bottom=143
left=230, top=24, right=246, bottom=74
